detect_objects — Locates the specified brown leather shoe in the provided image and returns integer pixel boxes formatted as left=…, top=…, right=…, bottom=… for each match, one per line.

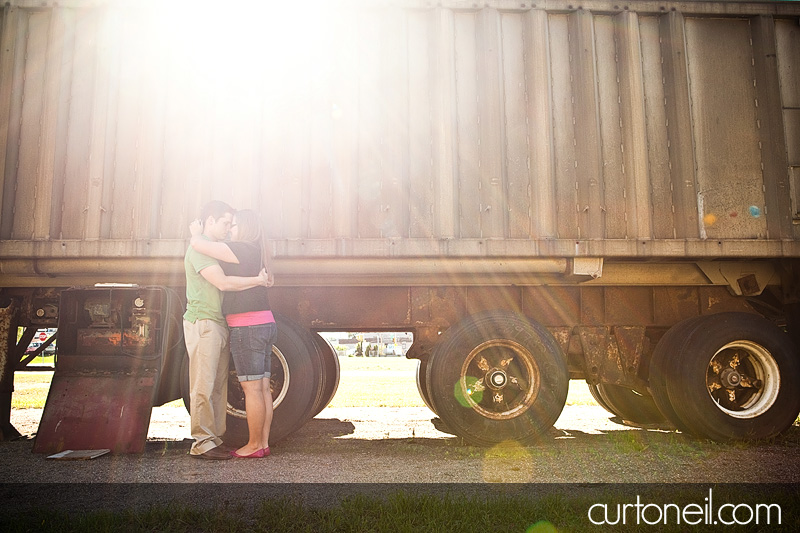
left=191, top=446, right=231, bottom=460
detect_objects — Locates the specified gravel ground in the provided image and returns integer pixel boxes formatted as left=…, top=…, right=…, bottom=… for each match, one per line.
left=3, top=404, right=799, bottom=484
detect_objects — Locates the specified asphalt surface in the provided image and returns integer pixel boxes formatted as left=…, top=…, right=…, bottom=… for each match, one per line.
left=2, top=404, right=798, bottom=522
left=3, top=404, right=799, bottom=485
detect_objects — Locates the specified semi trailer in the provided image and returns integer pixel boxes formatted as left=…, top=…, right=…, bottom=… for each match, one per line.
left=1, top=0, right=799, bottom=450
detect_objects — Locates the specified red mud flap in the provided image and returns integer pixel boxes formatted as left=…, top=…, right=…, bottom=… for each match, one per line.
left=31, top=286, right=185, bottom=454
left=33, top=370, right=159, bottom=454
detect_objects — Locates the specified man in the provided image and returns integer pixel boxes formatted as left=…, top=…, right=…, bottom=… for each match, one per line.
left=183, top=200, right=269, bottom=460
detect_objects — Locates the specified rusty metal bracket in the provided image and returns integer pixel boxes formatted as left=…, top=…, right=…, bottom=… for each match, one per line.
left=577, top=326, right=647, bottom=390
left=405, top=327, right=440, bottom=361
left=697, top=261, right=777, bottom=297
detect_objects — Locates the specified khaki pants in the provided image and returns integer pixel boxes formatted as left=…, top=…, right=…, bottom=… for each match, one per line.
left=183, top=319, right=230, bottom=454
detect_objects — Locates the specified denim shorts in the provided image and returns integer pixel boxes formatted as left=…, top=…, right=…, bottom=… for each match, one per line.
left=229, top=322, right=277, bottom=382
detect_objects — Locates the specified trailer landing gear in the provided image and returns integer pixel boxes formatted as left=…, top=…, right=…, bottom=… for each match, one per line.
left=0, top=297, right=22, bottom=440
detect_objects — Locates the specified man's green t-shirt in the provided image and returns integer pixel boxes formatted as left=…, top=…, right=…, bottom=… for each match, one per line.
left=183, top=241, right=226, bottom=326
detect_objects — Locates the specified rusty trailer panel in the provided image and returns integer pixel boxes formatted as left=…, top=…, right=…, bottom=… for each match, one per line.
left=32, top=370, right=160, bottom=454
left=31, top=286, right=185, bottom=453
left=269, top=283, right=754, bottom=331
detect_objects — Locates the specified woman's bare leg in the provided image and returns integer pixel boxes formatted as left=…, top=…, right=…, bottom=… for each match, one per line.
left=235, top=379, right=265, bottom=456
left=261, top=377, right=273, bottom=448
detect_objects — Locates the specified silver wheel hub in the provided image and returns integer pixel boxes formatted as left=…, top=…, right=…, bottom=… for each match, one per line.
left=719, top=368, right=741, bottom=388
left=459, top=339, right=539, bottom=420
left=487, top=369, right=508, bottom=390
left=705, top=340, right=780, bottom=419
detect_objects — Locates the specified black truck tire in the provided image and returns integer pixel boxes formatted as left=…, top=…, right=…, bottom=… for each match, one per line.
left=665, top=312, right=800, bottom=441
left=416, top=358, right=438, bottom=415
left=648, top=317, right=705, bottom=433
left=310, top=332, right=341, bottom=418
left=426, top=310, right=568, bottom=446
left=587, top=383, right=614, bottom=413
left=595, top=383, right=666, bottom=425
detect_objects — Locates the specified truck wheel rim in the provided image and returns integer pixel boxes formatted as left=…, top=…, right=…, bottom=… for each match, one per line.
left=227, top=346, right=290, bottom=419
left=458, top=339, right=539, bottom=420
left=705, top=341, right=780, bottom=419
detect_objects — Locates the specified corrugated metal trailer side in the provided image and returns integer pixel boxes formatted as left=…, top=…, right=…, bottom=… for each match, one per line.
left=0, top=0, right=799, bottom=285
left=1, top=1, right=800, bottom=447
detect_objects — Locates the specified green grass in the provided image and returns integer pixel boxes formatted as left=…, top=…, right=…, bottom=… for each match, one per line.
left=329, top=356, right=596, bottom=408
left=328, top=356, right=423, bottom=408
left=21, top=354, right=55, bottom=366
left=322, top=358, right=800, bottom=428
left=337, top=355, right=417, bottom=372
left=2, top=488, right=797, bottom=532
left=11, top=372, right=54, bottom=408
left=11, top=372, right=52, bottom=386
left=11, top=357, right=800, bottom=427
left=10, top=357, right=598, bottom=410
left=0, top=496, right=571, bottom=533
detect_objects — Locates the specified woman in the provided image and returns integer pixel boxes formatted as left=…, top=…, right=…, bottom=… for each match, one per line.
left=189, top=209, right=276, bottom=458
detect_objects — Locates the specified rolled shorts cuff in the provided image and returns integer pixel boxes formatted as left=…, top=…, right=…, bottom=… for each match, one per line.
left=237, top=371, right=271, bottom=382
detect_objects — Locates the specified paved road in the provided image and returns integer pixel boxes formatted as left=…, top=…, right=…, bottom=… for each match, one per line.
left=3, top=405, right=799, bottom=485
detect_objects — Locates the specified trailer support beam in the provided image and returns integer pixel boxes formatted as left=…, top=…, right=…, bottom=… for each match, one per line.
left=0, top=297, right=22, bottom=440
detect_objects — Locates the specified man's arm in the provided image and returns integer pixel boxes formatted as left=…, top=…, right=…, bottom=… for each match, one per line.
left=199, top=264, right=271, bottom=291
left=188, top=220, right=239, bottom=263
left=190, top=237, right=239, bottom=264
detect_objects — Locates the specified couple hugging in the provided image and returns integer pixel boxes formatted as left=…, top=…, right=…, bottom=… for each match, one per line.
left=183, top=200, right=275, bottom=460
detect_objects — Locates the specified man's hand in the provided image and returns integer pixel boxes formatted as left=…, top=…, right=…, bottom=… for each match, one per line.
left=259, top=268, right=274, bottom=287
left=189, top=219, right=203, bottom=237
left=200, top=264, right=270, bottom=292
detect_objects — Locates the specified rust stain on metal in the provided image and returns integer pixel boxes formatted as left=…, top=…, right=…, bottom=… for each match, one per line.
left=0, top=301, right=13, bottom=383
left=576, top=326, right=647, bottom=388
left=34, top=370, right=159, bottom=454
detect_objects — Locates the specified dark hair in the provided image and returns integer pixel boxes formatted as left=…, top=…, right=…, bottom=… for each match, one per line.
left=200, top=200, right=234, bottom=222
left=233, top=209, right=271, bottom=271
